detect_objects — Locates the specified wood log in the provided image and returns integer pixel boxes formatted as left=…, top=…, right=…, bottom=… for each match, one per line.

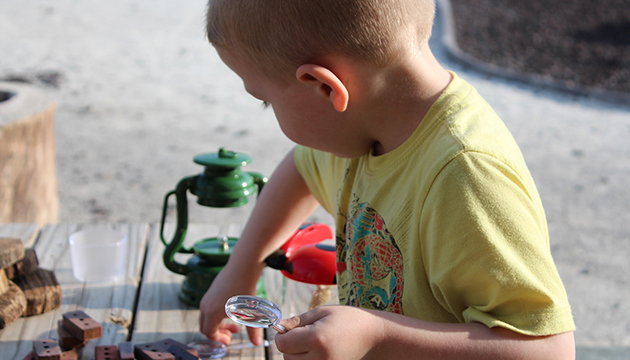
left=0, top=237, right=25, bottom=268
left=12, top=267, right=62, bottom=316
left=4, top=248, right=39, bottom=279
left=0, top=269, right=9, bottom=295
left=0, top=81, right=59, bottom=224
left=0, top=280, right=27, bottom=329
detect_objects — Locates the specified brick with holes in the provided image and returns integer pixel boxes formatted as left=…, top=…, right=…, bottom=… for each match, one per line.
left=154, top=338, right=198, bottom=358
left=57, top=320, right=86, bottom=350
left=167, top=344, right=200, bottom=360
left=134, top=342, right=175, bottom=360
left=95, top=345, right=121, bottom=360
left=32, top=339, right=62, bottom=360
left=61, top=310, right=102, bottom=341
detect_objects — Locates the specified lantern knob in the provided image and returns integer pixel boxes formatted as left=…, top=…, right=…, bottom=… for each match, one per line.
left=193, top=147, right=251, bottom=169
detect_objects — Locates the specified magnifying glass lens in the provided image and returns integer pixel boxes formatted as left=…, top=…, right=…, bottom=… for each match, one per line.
left=188, top=339, right=227, bottom=359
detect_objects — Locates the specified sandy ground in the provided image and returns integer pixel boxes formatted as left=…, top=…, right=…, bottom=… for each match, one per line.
left=2, top=0, right=630, bottom=350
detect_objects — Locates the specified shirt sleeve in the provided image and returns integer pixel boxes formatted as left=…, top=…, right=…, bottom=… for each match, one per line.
left=293, top=145, right=335, bottom=214
left=420, top=151, right=575, bottom=336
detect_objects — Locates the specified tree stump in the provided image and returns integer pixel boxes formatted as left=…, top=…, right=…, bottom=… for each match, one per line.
left=0, top=81, right=59, bottom=224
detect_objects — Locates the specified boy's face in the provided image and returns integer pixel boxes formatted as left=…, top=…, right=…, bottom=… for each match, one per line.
left=216, top=47, right=359, bottom=157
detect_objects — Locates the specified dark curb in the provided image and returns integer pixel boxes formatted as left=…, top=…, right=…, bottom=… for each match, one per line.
left=437, top=0, right=630, bottom=108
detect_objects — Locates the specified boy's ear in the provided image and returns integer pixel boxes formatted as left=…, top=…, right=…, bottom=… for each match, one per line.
left=296, top=64, right=349, bottom=112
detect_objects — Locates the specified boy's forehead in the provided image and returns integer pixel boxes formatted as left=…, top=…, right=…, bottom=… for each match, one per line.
left=216, top=47, right=258, bottom=79
left=215, top=46, right=244, bottom=71
left=215, top=46, right=276, bottom=97
left=218, top=45, right=297, bottom=85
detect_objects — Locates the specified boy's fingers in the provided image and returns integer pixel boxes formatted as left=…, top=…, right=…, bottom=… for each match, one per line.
left=221, top=321, right=241, bottom=334
left=199, top=314, right=218, bottom=337
left=246, top=326, right=264, bottom=346
left=200, top=316, right=239, bottom=343
left=280, top=307, right=328, bottom=331
left=279, top=314, right=303, bottom=331
left=211, top=330, right=233, bottom=344
left=275, top=317, right=312, bottom=355
left=207, top=322, right=241, bottom=344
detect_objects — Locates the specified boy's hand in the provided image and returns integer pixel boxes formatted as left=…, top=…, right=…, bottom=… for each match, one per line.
left=198, top=263, right=265, bottom=345
left=274, top=305, right=384, bottom=360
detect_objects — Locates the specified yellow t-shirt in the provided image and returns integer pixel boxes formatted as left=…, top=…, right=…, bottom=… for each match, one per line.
left=294, top=72, right=575, bottom=336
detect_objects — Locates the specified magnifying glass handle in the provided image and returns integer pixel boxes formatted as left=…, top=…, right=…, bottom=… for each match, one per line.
left=271, top=323, right=288, bottom=334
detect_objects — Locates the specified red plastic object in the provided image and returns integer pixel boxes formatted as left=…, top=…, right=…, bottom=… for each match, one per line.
left=281, top=243, right=337, bottom=285
left=280, top=223, right=333, bottom=256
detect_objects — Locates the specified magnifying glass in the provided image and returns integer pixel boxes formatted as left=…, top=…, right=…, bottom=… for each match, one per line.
left=225, top=295, right=288, bottom=334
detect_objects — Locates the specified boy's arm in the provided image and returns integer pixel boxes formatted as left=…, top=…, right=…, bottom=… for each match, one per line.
left=198, top=148, right=320, bottom=344
left=276, top=305, right=575, bottom=360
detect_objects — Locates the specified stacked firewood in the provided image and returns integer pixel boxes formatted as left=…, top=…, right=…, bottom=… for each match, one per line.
left=0, top=237, right=61, bottom=328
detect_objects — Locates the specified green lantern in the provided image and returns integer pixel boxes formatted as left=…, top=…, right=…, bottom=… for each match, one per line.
left=160, top=148, right=267, bottom=306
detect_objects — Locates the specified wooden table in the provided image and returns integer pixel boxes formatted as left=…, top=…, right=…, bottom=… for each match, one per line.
left=0, top=223, right=330, bottom=359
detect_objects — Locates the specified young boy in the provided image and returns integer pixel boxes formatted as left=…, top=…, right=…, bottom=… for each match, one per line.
left=198, top=0, right=576, bottom=358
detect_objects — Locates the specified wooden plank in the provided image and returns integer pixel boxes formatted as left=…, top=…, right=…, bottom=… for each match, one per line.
left=133, top=222, right=263, bottom=359
left=0, top=223, right=40, bottom=247
left=0, top=223, right=150, bottom=360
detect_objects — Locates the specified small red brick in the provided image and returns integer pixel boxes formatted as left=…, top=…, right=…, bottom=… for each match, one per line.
left=134, top=342, right=175, bottom=360
left=154, top=338, right=198, bottom=357
left=61, top=310, right=102, bottom=341
left=32, top=339, right=62, bottom=360
left=95, top=345, right=121, bottom=360
left=167, top=344, right=199, bottom=360
left=57, top=320, right=86, bottom=350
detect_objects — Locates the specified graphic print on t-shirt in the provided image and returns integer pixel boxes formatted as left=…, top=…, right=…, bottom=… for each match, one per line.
left=337, top=196, right=404, bottom=314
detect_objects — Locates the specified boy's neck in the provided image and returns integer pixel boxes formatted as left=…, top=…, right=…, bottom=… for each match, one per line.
left=350, top=43, right=452, bottom=156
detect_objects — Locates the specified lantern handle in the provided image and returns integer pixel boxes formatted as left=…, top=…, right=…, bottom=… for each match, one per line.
left=160, top=190, right=175, bottom=247
left=160, top=176, right=197, bottom=253
left=160, top=190, right=188, bottom=250
left=248, top=171, right=268, bottom=196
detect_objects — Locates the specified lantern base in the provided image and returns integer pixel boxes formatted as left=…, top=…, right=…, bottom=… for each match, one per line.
left=179, top=266, right=224, bottom=307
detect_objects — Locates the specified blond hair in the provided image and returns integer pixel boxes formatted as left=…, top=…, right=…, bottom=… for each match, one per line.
left=206, top=0, right=436, bottom=81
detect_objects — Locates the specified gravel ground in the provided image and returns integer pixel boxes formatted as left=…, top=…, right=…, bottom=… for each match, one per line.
left=449, top=0, right=630, bottom=95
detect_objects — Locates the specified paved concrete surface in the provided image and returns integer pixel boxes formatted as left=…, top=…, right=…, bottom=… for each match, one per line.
left=1, top=0, right=629, bottom=355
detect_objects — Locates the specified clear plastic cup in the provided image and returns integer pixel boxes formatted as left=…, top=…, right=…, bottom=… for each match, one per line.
left=68, top=229, right=128, bottom=282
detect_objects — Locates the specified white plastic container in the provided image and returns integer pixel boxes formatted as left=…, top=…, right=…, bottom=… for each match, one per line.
left=68, top=229, right=128, bottom=282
